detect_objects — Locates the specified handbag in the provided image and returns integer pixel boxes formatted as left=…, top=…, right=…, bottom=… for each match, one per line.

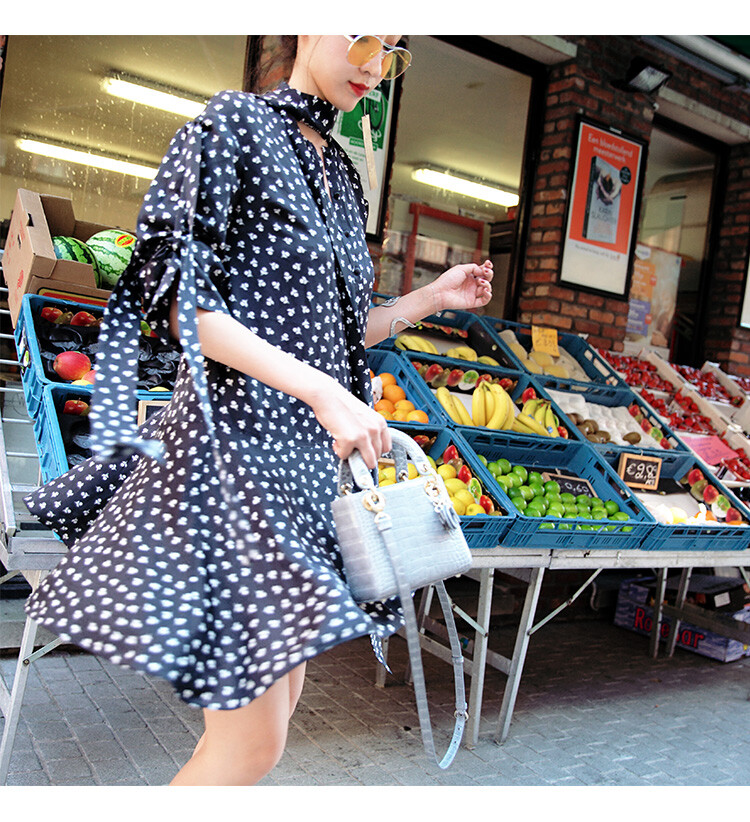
left=332, top=427, right=472, bottom=769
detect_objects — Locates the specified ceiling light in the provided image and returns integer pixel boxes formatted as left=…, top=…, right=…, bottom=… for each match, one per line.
left=17, top=138, right=158, bottom=180
left=411, top=167, right=519, bottom=208
left=619, top=57, right=672, bottom=94
left=103, top=76, right=205, bottom=118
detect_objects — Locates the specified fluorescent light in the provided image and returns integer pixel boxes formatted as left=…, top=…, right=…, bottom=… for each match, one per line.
left=103, top=77, right=205, bottom=118
left=17, top=138, right=157, bottom=180
left=412, top=167, right=519, bottom=208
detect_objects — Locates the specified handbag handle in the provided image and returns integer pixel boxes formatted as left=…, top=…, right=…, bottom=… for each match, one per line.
left=337, top=427, right=435, bottom=495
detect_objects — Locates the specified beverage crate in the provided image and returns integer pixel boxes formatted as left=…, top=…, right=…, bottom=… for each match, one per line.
left=378, top=308, right=518, bottom=369
left=33, top=383, right=171, bottom=483
left=602, top=449, right=750, bottom=553
left=459, top=429, right=657, bottom=550
left=366, top=349, right=446, bottom=426
left=14, top=293, right=179, bottom=420
left=386, top=423, right=516, bottom=549
left=481, top=317, right=625, bottom=389
left=542, top=382, right=695, bottom=476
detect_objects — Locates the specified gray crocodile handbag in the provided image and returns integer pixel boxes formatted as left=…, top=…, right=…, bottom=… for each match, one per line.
left=332, top=427, right=471, bottom=769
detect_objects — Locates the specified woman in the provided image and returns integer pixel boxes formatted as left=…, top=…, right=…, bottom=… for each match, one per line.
left=24, top=35, right=493, bottom=785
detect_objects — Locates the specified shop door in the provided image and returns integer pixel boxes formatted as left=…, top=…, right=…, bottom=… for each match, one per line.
left=629, top=122, right=722, bottom=365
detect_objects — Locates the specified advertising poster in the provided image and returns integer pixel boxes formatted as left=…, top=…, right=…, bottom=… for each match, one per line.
left=560, top=119, right=646, bottom=297
left=333, top=80, right=397, bottom=240
left=626, top=244, right=682, bottom=348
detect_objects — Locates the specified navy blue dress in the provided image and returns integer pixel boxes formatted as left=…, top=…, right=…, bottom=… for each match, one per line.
left=24, top=84, right=402, bottom=710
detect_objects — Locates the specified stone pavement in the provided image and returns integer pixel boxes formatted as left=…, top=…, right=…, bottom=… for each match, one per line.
left=2, top=608, right=749, bottom=787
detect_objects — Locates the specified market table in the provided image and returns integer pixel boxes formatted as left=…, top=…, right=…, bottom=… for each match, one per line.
left=380, top=545, right=750, bottom=750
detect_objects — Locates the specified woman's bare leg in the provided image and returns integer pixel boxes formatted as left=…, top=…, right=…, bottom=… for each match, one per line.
left=171, top=662, right=306, bottom=786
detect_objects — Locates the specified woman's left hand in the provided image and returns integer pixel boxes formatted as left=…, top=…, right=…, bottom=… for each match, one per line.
left=432, top=259, right=493, bottom=313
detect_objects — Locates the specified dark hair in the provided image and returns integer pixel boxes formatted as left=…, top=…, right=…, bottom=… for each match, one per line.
left=244, top=36, right=298, bottom=94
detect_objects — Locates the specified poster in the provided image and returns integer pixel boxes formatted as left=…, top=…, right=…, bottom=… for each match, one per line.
left=626, top=244, right=682, bottom=348
left=332, top=79, right=397, bottom=240
left=559, top=118, right=646, bottom=297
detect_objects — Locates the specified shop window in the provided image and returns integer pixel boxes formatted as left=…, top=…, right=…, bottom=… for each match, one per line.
left=378, top=36, right=533, bottom=318
left=627, top=123, right=720, bottom=364
left=0, top=35, right=246, bottom=234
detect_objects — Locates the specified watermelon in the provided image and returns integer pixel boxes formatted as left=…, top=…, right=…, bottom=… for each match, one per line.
left=52, top=236, right=100, bottom=280
left=85, top=229, right=136, bottom=288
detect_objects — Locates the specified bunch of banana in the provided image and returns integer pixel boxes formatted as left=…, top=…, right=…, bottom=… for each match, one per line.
left=444, top=345, right=478, bottom=361
left=435, top=386, right=473, bottom=426
left=472, top=382, right=515, bottom=429
left=519, top=397, right=560, bottom=437
left=394, top=334, right=439, bottom=354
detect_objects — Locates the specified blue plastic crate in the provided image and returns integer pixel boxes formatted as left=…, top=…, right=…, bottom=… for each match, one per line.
left=14, top=294, right=105, bottom=419
left=459, top=429, right=657, bottom=550
left=34, top=383, right=172, bottom=483
left=385, top=423, right=516, bottom=549
left=366, top=349, right=446, bottom=425
left=541, top=381, right=696, bottom=476
left=480, top=316, right=626, bottom=389
left=405, top=359, right=586, bottom=444
left=377, top=308, right=518, bottom=369
left=600, top=449, right=750, bottom=553
left=14, top=293, right=179, bottom=422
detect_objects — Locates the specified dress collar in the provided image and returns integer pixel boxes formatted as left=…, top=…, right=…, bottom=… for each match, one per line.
left=262, top=82, right=338, bottom=139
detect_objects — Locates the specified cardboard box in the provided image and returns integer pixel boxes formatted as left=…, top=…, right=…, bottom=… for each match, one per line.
left=2, top=189, right=117, bottom=326
left=615, top=576, right=750, bottom=663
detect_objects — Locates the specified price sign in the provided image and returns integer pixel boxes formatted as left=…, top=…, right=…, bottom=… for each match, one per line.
left=542, top=471, right=595, bottom=498
left=617, top=452, right=662, bottom=490
left=531, top=325, right=560, bottom=358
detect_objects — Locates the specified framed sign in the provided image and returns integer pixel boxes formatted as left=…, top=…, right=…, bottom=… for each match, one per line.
left=332, top=76, right=401, bottom=242
left=559, top=117, right=647, bottom=297
left=137, top=398, right=170, bottom=425
left=617, top=452, right=662, bottom=491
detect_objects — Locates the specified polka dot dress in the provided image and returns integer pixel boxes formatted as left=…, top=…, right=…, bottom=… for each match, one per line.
left=24, top=84, right=403, bottom=710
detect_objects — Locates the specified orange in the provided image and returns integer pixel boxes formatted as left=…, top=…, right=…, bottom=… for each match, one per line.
left=375, top=398, right=395, bottom=414
left=369, top=369, right=375, bottom=380
left=394, top=399, right=415, bottom=412
left=377, top=410, right=394, bottom=420
left=392, top=409, right=410, bottom=422
left=382, top=384, right=406, bottom=403
left=407, top=409, right=429, bottom=424
left=378, top=372, right=397, bottom=387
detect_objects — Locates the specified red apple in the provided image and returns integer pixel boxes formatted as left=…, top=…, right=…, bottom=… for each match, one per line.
left=687, top=468, right=704, bottom=486
left=70, top=310, right=98, bottom=327
left=63, top=399, right=89, bottom=416
left=725, top=507, right=743, bottom=525
left=442, top=445, right=460, bottom=464
left=80, top=370, right=96, bottom=384
left=412, top=434, right=431, bottom=448
left=476, top=374, right=492, bottom=385
left=457, top=465, right=473, bottom=484
left=53, top=351, right=92, bottom=381
left=478, top=495, right=495, bottom=514
left=557, top=426, right=569, bottom=439
left=446, top=369, right=465, bottom=387
left=521, top=386, right=537, bottom=403
left=423, top=363, right=444, bottom=384
left=640, top=418, right=653, bottom=432
left=499, top=377, right=514, bottom=391
left=40, top=306, right=63, bottom=322
left=702, top=484, right=719, bottom=505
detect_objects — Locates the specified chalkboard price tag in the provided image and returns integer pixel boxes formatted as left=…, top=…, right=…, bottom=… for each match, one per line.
left=617, top=452, right=662, bottom=490
left=542, top=471, right=595, bottom=498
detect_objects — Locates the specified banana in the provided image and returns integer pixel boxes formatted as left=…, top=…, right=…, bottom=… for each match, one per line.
left=436, top=386, right=463, bottom=424
left=515, top=412, right=549, bottom=436
left=483, top=384, right=496, bottom=423
left=511, top=417, right=536, bottom=435
left=445, top=346, right=478, bottom=362
left=452, top=396, right=474, bottom=426
left=485, top=384, right=511, bottom=429
left=471, top=385, right=486, bottom=427
left=395, top=334, right=438, bottom=354
left=522, top=398, right=540, bottom=418
left=533, top=400, right=549, bottom=427
left=545, top=403, right=559, bottom=437
left=502, top=392, right=516, bottom=429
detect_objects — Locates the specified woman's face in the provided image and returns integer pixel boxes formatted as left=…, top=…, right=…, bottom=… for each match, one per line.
left=289, top=35, right=402, bottom=111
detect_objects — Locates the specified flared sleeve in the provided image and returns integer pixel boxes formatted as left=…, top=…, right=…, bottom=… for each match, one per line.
left=88, top=104, right=240, bottom=464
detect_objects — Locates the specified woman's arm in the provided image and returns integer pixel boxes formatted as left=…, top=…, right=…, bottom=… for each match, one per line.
left=170, top=302, right=391, bottom=469
left=365, top=260, right=494, bottom=348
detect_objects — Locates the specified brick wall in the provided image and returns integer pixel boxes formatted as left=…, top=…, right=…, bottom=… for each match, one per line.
left=520, top=35, right=750, bottom=367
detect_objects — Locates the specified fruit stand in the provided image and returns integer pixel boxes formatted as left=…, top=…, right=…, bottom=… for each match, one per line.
left=368, top=308, right=750, bottom=748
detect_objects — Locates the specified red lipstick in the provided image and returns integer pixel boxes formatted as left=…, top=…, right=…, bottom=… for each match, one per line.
left=348, top=82, right=370, bottom=96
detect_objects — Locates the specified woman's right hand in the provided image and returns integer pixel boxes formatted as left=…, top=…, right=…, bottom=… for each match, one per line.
left=308, top=377, right=392, bottom=469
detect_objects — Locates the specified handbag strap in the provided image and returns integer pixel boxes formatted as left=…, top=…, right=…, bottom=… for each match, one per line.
left=376, top=509, right=468, bottom=769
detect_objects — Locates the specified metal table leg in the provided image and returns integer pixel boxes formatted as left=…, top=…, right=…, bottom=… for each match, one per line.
left=650, top=568, right=670, bottom=658
left=494, top=566, right=545, bottom=745
left=665, top=567, right=692, bottom=658
left=464, top=567, right=494, bottom=749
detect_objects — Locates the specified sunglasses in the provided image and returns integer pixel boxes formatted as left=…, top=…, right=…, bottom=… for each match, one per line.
left=344, top=35, right=412, bottom=80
